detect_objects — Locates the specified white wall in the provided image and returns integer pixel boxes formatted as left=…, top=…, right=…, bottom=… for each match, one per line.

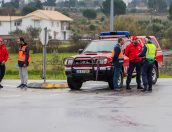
left=0, top=17, right=72, bottom=43
left=0, top=22, right=11, bottom=35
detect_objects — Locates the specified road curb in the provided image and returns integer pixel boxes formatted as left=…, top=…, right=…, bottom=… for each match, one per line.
left=28, top=82, right=68, bottom=89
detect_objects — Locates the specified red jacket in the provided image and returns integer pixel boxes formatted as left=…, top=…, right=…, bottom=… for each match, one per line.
left=125, top=43, right=142, bottom=62
left=0, top=44, right=8, bottom=62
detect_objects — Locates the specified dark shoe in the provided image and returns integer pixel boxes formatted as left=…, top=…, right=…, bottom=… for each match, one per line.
left=17, top=84, right=24, bottom=88
left=141, top=85, right=147, bottom=92
left=137, top=86, right=144, bottom=90
left=0, top=84, right=3, bottom=88
left=148, top=87, right=152, bottom=92
left=141, top=89, right=147, bottom=92
left=22, top=84, right=28, bottom=88
left=126, top=86, right=131, bottom=90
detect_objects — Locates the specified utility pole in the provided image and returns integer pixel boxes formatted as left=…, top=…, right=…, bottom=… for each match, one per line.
left=42, top=27, right=48, bottom=83
left=110, top=0, right=114, bottom=31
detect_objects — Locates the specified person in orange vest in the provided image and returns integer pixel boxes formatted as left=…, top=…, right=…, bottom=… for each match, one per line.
left=17, top=37, right=30, bottom=89
left=112, top=37, right=124, bottom=90
left=0, top=37, right=8, bottom=88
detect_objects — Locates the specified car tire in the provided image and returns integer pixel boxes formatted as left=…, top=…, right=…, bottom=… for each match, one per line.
left=108, top=72, right=123, bottom=90
left=67, top=77, right=83, bottom=90
left=152, top=65, right=158, bottom=85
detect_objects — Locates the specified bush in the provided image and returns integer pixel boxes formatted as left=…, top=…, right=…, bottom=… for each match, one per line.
left=89, top=24, right=96, bottom=31
left=82, top=9, right=97, bottom=19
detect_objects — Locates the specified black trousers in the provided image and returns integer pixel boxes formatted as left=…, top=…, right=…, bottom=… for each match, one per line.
left=0, top=64, right=5, bottom=83
left=126, top=61, right=142, bottom=87
left=142, top=61, right=153, bottom=88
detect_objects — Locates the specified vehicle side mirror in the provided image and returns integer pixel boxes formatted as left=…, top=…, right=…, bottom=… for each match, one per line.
left=78, top=49, right=83, bottom=54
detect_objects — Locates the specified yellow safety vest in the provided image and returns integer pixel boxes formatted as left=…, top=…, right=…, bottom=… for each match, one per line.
left=145, top=43, right=156, bottom=62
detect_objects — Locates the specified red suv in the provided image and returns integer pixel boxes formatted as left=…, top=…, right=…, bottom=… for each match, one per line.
left=64, top=31, right=163, bottom=90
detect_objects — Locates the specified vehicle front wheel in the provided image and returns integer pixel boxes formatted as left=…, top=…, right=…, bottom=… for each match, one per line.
left=108, top=72, right=123, bottom=90
left=152, top=65, right=158, bottom=85
left=67, top=77, right=83, bottom=90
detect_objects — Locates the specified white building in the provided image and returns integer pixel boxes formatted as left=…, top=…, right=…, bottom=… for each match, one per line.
left=0, top=10, right=73, bottom=43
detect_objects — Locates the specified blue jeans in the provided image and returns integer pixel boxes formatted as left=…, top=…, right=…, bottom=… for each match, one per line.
left=113, top=63, right=122, bottom=89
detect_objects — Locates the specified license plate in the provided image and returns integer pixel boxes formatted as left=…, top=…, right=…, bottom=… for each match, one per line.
left=76, top=70, right=90, bottom=74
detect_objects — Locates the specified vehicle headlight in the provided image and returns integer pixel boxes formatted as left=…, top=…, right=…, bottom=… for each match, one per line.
left=64, top=59, right=74, bottom=65
left=98, top=59, right=108, bottom=64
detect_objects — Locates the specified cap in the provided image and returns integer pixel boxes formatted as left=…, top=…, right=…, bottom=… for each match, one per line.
left=132, top=36, right=138, bottom=41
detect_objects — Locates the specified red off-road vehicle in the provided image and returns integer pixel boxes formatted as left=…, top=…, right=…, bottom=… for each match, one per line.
left=64, top=31, right=163, bottom=90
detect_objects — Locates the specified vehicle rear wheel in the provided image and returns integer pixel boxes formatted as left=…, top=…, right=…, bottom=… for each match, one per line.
left=67, top=77, right=83, bottom=90
left=152, top=65, right=158, bottom=85
left=108, top=72, right=123, bottom=90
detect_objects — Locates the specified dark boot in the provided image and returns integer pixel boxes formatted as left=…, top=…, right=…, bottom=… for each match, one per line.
left=17, top=84, right=24, bottom=88
left=0, top=84, right=3, bottom=88
left=141, top=85, right=147, bottom=92
left=148, top=86, right=152, bottom=92
left=126, top=84, right=131, bottom=90
left=137, top=85, right=143, bottom=90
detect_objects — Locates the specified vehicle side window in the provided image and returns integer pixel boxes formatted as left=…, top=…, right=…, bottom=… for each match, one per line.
left=151, top=38, right=158, bottom=48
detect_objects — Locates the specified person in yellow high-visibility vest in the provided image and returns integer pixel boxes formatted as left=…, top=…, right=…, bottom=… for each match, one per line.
left=17, top=37, right=31, bottom=89
left=112, top=37, right=124, bottom=90
left=138, top=36, right=156, bottom=92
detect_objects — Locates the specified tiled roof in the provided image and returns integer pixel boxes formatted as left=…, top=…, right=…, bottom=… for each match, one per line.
left=25, top=10, right=73, bottom=21
left=0, top=16, right=22, bottom=22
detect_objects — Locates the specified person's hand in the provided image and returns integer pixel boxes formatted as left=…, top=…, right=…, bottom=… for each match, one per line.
left=1, top=61, right=5, bottom=65
left=23, top=63, right=26, bottom=67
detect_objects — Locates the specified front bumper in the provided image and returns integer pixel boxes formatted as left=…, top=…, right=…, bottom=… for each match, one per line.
left=65, top=66, right=114, bottom=81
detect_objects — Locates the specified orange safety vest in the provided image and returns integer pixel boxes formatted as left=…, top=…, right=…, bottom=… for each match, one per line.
left=112, top=48, right=124, bottom=62
left=18, top=45, right=31, bottom=62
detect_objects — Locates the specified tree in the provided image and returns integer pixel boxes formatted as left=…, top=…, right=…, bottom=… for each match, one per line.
left=43, top=0, right=56, bottom=6
left=22, top=6, right=37, bottom=15
left=2, top=0, right=19, bottom=8
left=26, top=26, right=41, bottom=40
left=148, top=0, right=167, bottom=12
left=22, top=0, right=43, bottom=15
left=169, top=2, right=172, bottom=20
left=1, top=0, right=4, bottom=7
left=101, top=0, right=126, bottom=16
left=82, top=9, right=97, bottom=19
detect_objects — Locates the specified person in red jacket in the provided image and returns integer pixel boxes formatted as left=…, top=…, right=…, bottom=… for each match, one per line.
left=0, top=37, right=8, bottom=88
left=125, top=36, right=143, bottom=90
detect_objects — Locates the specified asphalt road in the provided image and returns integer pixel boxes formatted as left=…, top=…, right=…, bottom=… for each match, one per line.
left=0, top=79, right=172, bottom=132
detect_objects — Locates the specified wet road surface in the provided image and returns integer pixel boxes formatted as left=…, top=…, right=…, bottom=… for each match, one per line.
left=0, top=79, right=172, bottom=132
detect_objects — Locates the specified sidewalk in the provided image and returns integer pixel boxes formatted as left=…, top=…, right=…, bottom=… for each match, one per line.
left=3, top=80, right=68, bottom=89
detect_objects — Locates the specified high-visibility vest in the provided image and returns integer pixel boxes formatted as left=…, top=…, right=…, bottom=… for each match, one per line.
left=18, top=45, right=31, bottom=62
left=145, top=43, right=156, bottom=59
left=112, top=46, right=124, bottom=63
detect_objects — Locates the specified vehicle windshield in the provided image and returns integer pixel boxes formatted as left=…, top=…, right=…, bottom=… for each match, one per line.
left=83, top=40, right=118, bottom=53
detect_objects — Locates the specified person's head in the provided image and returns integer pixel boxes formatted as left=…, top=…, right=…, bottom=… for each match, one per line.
left=17, top=37, right=26, bottom=45
left=118, top=37, right=124, bottom=46
left=0, top=37, right=4, bottom=46
left=132, top=36, right=138, bottom=45
left=145, top=36, right=151, bottom=44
